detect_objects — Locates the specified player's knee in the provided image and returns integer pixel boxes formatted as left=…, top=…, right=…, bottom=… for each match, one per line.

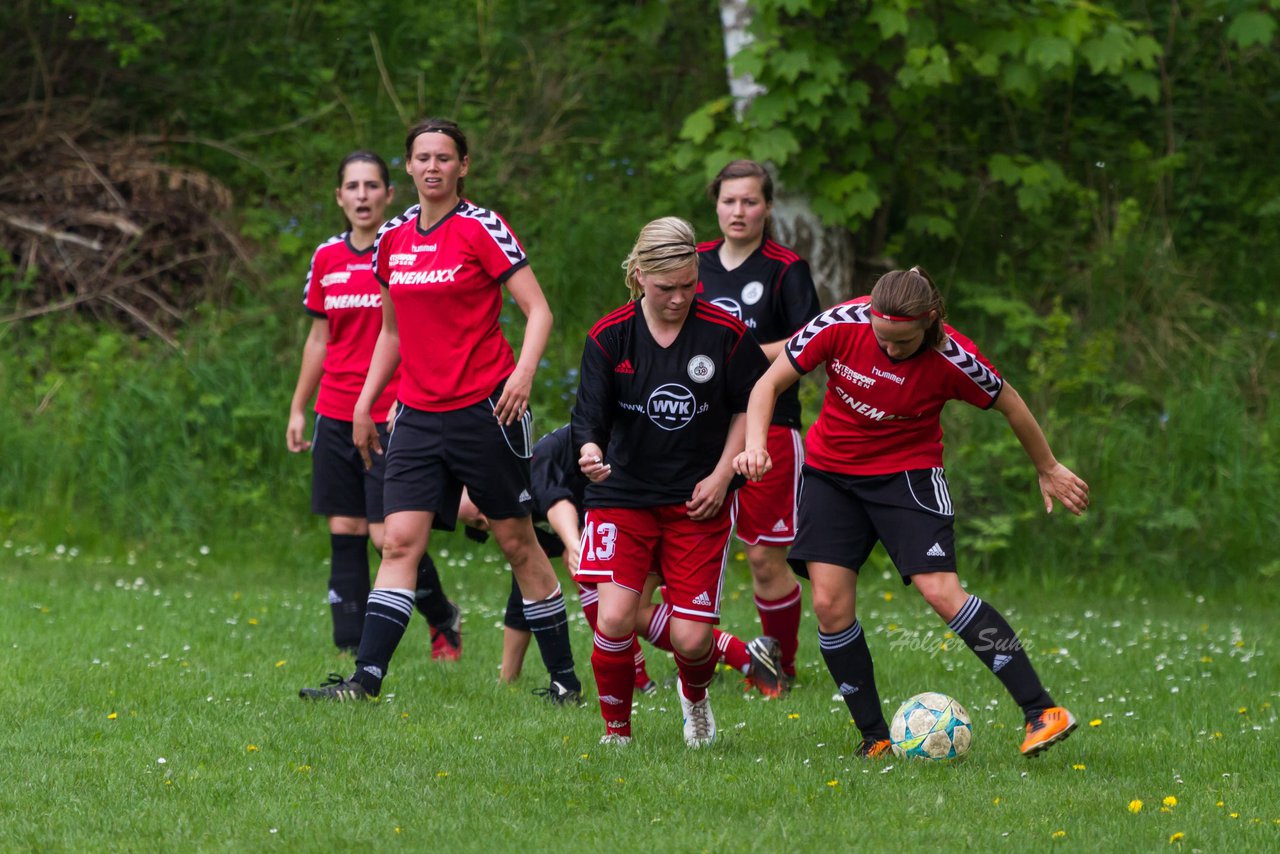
left=811, top=588, right=855, bottom=630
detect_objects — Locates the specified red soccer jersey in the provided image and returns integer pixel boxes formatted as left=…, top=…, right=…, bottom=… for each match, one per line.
left=372, top=201, right=528, bottom=411
left=303, top=233, right=400, bottom=421
left=785, top=297, right=1003, bottom=475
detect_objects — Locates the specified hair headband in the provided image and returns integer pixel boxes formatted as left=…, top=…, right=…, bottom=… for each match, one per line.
left=869, top=307, right=932, bottom=322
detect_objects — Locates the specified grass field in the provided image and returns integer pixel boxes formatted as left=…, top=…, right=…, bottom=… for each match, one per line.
left=2, top=535, right=1277, bottom=852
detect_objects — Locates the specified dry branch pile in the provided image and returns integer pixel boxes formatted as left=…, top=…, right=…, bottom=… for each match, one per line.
left=0, top=103, right=250, bottom=345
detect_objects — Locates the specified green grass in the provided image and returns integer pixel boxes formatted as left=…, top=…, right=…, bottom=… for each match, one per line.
left=2, top=536, right=1277, bottom=851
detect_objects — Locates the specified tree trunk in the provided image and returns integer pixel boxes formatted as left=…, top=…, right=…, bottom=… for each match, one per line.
left=717, top=0, right=856, bottom=306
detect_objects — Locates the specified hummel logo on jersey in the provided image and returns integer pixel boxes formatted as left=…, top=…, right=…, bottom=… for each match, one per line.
left=517, top=490, right=532, bottom=503
left=692, top=591, right=712, bottom=607
left=388, top=265, right=464, bottom=286
left=615, top=359, right=636, bottom=374
left=838, top=682, right=859, bottom=696
left=927, top=542, right=947, bottom=557
left=411, top=244, right=437, bottom=252
left=992, top=654, right=1012, bottom=673
left=771, top=519, right=789, bottom=533
left=599, top=694, right=625, bottom=706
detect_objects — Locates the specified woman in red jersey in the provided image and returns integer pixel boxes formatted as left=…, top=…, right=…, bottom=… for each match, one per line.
left=573, top=217, right=768, bottom=747
left=735, top=267, right=1089, bottom=759
left=697, top=159, right=821, bottom=690
left=299, top=121, right=581, bottom=704
left=286, top=151, right=459, bottom=657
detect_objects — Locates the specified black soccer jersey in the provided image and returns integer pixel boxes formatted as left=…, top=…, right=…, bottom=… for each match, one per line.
left=572, top=299, right=769, bottom=508
left=697, top=238, right=821, bottom=429
left=529, top=425, right=586, bottom=522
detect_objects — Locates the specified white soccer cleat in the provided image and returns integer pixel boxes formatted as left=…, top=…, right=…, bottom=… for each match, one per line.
left=677, top=677, right=716, bottom=748
left=599, top=733, right=632, bottom=746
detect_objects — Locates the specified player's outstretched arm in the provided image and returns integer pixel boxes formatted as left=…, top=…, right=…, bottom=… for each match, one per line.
left=495, top=266, right=553, bottom=426
left=992, top=383, right=1090, bottom=516
left=287, top=318, right=329, bottom=452
left=353, top=288, right=402, bottom=469
left=734, top=356, right=802, bottom=481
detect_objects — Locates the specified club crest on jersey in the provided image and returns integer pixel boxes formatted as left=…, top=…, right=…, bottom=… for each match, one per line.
left=709, top=297, right=742, bottom=320
left=741, top=280, right=764, bottom=305
left=647, top=383, right=697, bottom=430
left=687, top=355, right=715, bottom=384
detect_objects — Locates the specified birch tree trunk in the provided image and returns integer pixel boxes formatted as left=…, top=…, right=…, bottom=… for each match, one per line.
left=718, top=0, right=857, bottom=306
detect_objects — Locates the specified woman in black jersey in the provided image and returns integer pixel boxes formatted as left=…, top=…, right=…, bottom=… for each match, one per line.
left=572, top=217, right=768, bottom=747
left=698, top=159, right=821, bottom=688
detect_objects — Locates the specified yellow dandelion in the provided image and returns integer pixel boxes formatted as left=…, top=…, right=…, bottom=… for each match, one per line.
left=395, top=827, right=401, bottom=834
left=882, top=592, right=893, bottom=601
left=788, top=713, right=800, bottom=720
left=1052, top=830, right=1066, bottom=839
left=247, top=618, right=259, bottom=626
left=1129, top=800, right=1144, bottom=814
left=735, top=552, right=745, bottom=561
left=827, top=780, right=839, bottom=787
left=107, top=712, right=118, bottom=720
left=436, top=771, right=448, bottom=778
left=1160, top=807, right=1172, bottom=814
left=1169, top=832, right=1184, bottom=843
left=1229, top=813, right=1239, bottom=819
left=295, top=765, right=312, bottom=772
left=1211, top=731, right=1223, bottom=739
left=275, top=660, right=286, bottom=667
left=1090, top=719, right=1102, bottom=727
left=1199, top=656, right=1212, bottom=663
left=993, top=797, right=1001, bottom=805
left=580, top=753, right=589, bottom=759
left=1216, top=801, right=1224, bottom=808
left=1163, top=796, right=1177, bottom=808
left=165, top=780, right=173, bottom=786
left=944, top=631, right=954, bottom=639
left=401, top=713, right=409, bottom=719
left=616, top=778, right=625, bottom=784
left=246, top=744, right=258, bottom=752
left=1238, top=706, right=1247, bottom=714
left=887, top=623, right=898, bottom=631
left=1072, top=764, right=1086, bottom=770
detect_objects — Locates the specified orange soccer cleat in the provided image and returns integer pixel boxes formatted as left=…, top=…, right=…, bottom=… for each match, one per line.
left=1020, top=706, right=1078, bottom=757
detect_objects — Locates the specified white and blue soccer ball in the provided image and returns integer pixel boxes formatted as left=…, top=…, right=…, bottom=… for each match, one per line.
left=890, top=692, right=973, bottom=760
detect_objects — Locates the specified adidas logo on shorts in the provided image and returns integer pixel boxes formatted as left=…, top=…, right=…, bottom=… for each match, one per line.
left=518, top=490, right=532, bottom=503
left=926, top=542, right=946, bottom=557
left=692, top=591, right=712, bottom=607
left=771, top=519, right=788, bottom=533
left=992, top=654, right=1012, bottom=673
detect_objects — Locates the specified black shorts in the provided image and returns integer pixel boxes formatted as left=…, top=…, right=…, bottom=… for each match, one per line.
left=310, top=414, right=388, bottom=522
left=382, top=384, right=535, bottom=525
left=788, top=465, right=957, bottom=585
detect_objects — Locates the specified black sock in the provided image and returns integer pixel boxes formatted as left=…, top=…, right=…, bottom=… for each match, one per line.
left=413, top=554, right=452, bottom=627
left=328, top=534, right=370, bottom=650
left=819, top=620, right=889, bottom=740
left=351, top=588, right=414, bottom=696
left=523, top=588, right=579, bottom=690
left=505, top=575, right=530, bottom=632
left=949, top=595, right=1055, bottom=721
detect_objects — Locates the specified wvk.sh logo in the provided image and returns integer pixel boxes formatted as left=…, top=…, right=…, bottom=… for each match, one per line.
left=646, top=383, right=697, bottom=431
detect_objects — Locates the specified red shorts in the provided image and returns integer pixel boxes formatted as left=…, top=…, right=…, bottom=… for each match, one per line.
left=732, top=424, right=802, bottom=546
left=575, top=502, right=733, bottom=623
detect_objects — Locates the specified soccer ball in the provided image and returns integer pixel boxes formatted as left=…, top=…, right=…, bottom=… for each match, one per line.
left=890, top=692, right=973, bottom=760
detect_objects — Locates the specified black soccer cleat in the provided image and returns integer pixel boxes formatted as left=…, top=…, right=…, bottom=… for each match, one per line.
left=533, top=680, right=583, bottom=706
left=299, top=673, right=370, bottom=702
left=745, top=635, right=786, bottom=698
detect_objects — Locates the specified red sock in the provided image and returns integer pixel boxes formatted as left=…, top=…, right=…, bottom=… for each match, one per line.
left=674, top=644, right=716, bottom=703
left=577, top=583, right=599, bottom=632
left=592, top=630, right=635, bottom=737
left=714, top=629, right=750, bottom=673
left=756, top=584, right=802, bottom=677
left=641, top=603, right=675, bottom=653
left=632, top=642, right=651, bottom=688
